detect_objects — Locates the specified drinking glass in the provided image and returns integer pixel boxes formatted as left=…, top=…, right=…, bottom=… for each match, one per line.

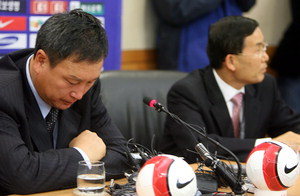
left=74, top=160, right=105, bottom=195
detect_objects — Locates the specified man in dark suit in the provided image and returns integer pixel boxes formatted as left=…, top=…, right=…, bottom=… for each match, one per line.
left=0, top=9, right=129, bottom=195
left=160, top=16, right=300, bottom=163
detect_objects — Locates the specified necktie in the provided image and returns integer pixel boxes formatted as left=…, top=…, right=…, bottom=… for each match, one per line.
left=231, top=93, right=243, bottom=138
left=46, top=107, right=59, bottom=143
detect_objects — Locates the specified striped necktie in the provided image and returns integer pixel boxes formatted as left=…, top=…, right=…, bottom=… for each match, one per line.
left=231, top=93, right=243, bottom=138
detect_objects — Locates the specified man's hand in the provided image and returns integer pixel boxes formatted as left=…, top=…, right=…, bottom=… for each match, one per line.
left=69, top=130, right=106, bottom=161
left=273, top=131, right=300, bottom=150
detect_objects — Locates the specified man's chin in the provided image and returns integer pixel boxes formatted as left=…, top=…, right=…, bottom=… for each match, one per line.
left=248, top=75, right=265, bottom=85
left=56, top=102, right=74, bottom=110
left=256, top=74, right=265, bottom=83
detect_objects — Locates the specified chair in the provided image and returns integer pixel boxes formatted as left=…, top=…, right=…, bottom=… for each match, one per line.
left=100, top=70, right=187, bottom=150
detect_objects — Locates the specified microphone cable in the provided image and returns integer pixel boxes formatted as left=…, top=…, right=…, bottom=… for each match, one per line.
left=143, top=97, right=245, bottom=195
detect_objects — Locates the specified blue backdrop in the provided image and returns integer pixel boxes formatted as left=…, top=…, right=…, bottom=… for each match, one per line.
left=0, top=0, right=122, bottom=70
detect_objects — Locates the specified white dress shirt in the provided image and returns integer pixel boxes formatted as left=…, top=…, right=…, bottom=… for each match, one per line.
left=213, top=69, right=271, bottom=145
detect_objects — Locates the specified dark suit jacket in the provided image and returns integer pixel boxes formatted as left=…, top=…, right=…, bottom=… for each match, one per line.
left=270, top=0, right=300, bottom=77
left=160, top=66, right=300, bottom=163
left=0, top=49, right=129, bottom=195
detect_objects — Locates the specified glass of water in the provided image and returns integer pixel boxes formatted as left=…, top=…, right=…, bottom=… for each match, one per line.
left=75, top=160, right=105, bottom=195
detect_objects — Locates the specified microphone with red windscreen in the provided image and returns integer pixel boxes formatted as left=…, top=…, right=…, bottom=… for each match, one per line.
left=143, top=97, right=165, bottom=112
left=143, top=96, right=246, bottom=195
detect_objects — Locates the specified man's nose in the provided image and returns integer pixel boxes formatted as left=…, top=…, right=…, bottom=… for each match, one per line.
left=70, top=85, right=86, bottom=100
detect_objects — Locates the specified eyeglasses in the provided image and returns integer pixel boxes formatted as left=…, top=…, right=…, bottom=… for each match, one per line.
left=238, top=42, right=268, bottom=59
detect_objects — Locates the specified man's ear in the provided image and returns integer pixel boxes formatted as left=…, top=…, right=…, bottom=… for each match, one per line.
left=32, top=49, right=49, bottom=73
left=224, top=54, right=237, bottom=71
left=35, top=49, right=48, bottom=66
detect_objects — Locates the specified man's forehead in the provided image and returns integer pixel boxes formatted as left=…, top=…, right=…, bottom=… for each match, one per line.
left=243, top=28, right=264, bottom=47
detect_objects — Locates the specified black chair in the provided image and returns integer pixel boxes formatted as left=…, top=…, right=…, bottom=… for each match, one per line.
left=100, top=70, right=187, bottom=150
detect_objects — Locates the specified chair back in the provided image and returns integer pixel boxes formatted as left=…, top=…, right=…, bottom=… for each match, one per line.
left=100, top=70, right=187, bottom=149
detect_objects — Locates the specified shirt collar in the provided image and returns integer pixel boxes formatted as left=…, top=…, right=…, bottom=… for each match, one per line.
left=26, top=54, right=51, bottom=119
left=213, top=69, right=245, bottom=102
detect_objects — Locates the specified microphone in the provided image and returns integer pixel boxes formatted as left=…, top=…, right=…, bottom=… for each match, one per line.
left=143, top=97, right=206, bottom=135
left=143, top=97, right=164, bottom=112
left=195, top=143, right=244, bottom=194
left=143, top=97, right=246, bottom=195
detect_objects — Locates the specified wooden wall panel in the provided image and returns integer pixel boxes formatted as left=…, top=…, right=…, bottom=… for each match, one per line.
left=121, top=49, right=157, bottom=70
left=121, top=46, right=277, bottom=75
left=266, top=46, right=278, bottom=77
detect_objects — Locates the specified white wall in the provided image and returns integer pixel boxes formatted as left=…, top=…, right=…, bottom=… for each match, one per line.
left=244, top=0, right=291, bottom=45
left=122, top=0, right=291, bottom=50
left=122, top=0, right=157, bottom=50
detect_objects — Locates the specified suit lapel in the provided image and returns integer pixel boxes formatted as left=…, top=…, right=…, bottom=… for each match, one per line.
left=203, top=67, right=234, bottom=137
left=203, top=67, right=262, bottom=138
left=244, top=85, right=261, bottom=137
left=56, top=108, right=81, bottom=148
left=25, top=101, right=53, bottom=151
left=25, top=97, right=82, bottom=150
left=20, top=65, right=53, bottom=151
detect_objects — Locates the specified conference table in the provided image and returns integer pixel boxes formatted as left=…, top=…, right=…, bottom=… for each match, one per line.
left=9, top=163, right=300, bottom=196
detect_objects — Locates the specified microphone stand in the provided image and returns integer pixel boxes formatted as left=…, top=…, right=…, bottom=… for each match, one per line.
left=150, top=100, right=246, bottom=195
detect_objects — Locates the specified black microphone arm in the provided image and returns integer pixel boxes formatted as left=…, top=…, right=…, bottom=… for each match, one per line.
left=143, top=97, right=246, bottom=195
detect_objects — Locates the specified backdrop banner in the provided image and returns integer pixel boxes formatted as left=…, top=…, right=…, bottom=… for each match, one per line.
left=0, top=0, right=122, bottom=70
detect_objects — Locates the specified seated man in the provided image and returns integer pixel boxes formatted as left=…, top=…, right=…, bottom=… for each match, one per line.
left=160, top=15, right=300, bottom=163
left=0, top=9, right=129, bottom=195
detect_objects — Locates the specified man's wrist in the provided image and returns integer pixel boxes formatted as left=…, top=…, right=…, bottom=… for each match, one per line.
left=73, top=147, right=90, bottom=162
